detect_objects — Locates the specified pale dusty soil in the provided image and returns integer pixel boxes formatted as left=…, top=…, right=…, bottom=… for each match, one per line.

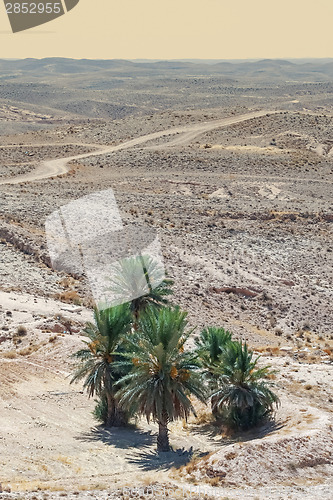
left=0, top=110, right=276, bottom=186
left=0, top=291, right=332, bottom=499
left=0, top=89, right=333, bottom=498
left=1, top=108, right=332, bottom=341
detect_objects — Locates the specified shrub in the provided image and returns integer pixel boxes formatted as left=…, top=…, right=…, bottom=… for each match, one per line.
left=57, top=290, right=81, bottom=305
left=93, top=395, right=108, bottom=424
left=2, top=351, right=17, bottom=359
left=16, top=325, right=27, bottom=337
left=211, top=341, right=280, bottom=430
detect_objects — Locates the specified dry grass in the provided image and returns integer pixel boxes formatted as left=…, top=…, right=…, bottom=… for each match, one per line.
left=18, top=346, right=35, bottom=356
left=256, top=345, right=277, bottom=354
left=140, top=475, right=155, bottom=486
left=2, top=350, right=17, bottom=359
left=55, top=455, right=72, bottom=465
left=194, top=410, right=214, bottom=425
left=10, top=480, right=65, bottom=492
left=207, top=476, right=220, bottom=486
left=76, top=482, right=108, bottom=491
left=56, top=290, right=81, bottom=305
left=59, top=277, right=76, bottom=288
left=18, top=342, right=45, bottom=356
left=16, top=325, right=28, bottom=337
left=174, top=451, right=214, bottom=478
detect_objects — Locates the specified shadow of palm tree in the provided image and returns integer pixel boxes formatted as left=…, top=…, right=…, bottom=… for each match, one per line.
left=126, top=447, right=209, bottom=471
left=191, top=414, right=285, bottom=446
left=187, top=421, right=225, bottom=440
left=228, top=418, right=285, bottom=443
left=246, top=418, right=285, bottom=440
left=75, top=425, right=155, bottom=450
left=189, top=417, right=284, bottom=445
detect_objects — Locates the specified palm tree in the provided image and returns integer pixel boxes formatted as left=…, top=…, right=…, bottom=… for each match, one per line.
left=115, top=306, right=207, bottom=452
left=108, top=255, right=173, bottom=328
left=194, top=326, right=232, bottom=371
left=194, top=326, right=232, bottom=416
left=211, top=341, right=279, bottom=429
left=70, top=303, right=133, bottom=427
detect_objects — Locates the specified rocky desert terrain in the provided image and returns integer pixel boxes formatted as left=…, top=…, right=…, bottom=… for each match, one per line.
left=0, top=59, right=332, bottom=499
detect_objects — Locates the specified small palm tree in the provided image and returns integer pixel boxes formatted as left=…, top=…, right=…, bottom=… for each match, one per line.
left=194, top=326, right=232, bottom=416
left=195, top=326, right=232, bottom=371
left=70, top=303, right=132, bottom=427
left=108, top=255, right=173, bottom=328
left=211, top=341, right=279, bottom=429
left=116, top=307, right=207, bottom=452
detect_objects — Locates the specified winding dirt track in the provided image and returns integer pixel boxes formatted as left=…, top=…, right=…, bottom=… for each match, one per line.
left=0, top=110, right=279, bottom=186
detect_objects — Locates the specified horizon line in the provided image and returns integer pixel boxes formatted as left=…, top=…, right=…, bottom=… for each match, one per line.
left=1, top=57, right=333, bottom=63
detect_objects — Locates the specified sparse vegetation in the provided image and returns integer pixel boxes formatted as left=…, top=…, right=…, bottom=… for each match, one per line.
left=1, top=62, right=332, bottom=497
left=16, top=325, right=27, bottom=337
left=2, top=350, right=17, bottom=359
left=56, top=290, right=81, bottom=305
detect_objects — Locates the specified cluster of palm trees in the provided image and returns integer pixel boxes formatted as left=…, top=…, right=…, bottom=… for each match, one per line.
left=71, top=256, right=279, bottom=452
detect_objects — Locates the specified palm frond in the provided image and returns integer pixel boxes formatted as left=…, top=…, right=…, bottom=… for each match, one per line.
left=115, top=306, right=207, bottom=424
left=211, top=340, right=280, bottom=429
left=107, top=255, right=173, bottom=321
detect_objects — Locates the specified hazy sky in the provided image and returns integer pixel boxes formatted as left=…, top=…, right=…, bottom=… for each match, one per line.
left=1, top=0, right=333, bottom=59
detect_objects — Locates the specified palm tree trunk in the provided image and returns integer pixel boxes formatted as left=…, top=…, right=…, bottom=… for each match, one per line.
left=211, top=394, right=219, bottom=418
left=105, top=392, right=115, bottom=427
left=105, top=393, right=127, bottom=427
left=157, top=412, right=170, bottom=452
left=113, top=405, right=128, bottom=427
left=133, top=309, right=139, bottom=331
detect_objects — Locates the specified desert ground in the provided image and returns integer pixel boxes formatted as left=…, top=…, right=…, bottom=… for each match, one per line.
left=0, top=59, right=332, bottom=499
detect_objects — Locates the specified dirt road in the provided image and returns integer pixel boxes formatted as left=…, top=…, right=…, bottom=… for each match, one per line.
left=0, top=110, right=279, bottom=186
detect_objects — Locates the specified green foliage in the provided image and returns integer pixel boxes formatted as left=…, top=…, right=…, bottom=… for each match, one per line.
left=107, top=255, right=173, bottom=325
left=211, top=341, right=279, bottom=429
left=117, top=306, right=206, bottom=422
left=194, top=326, right=233, bottom=417
left=70, top=303, right=133, bottom=426
left=194, top=326, right=232, bottom=374
left=115, top=306, right=207, bottom=450
left=93, top=395, right=108, bottom=424
left=71, top=303, right=132, bottom=396
left=70, top=262, right=281, bottom=438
